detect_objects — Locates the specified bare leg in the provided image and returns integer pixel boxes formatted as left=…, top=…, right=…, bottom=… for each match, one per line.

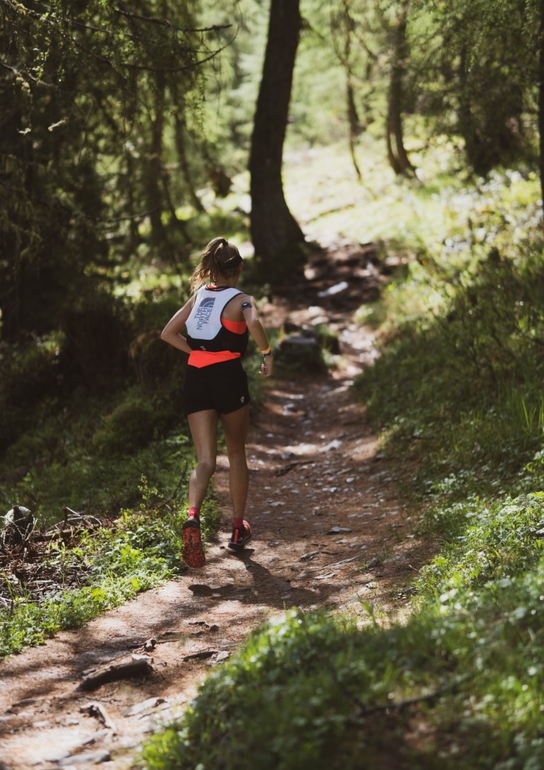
left=188, top=409, right=218, bottom=510
left=220, top=405, right=250, bottom=520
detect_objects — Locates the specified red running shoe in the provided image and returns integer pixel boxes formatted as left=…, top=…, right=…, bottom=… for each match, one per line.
left=182, top=516, right=206, bottom=568
left=228, top=521, right=252, bottom=551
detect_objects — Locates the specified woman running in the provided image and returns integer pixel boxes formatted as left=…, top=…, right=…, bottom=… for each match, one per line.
left=161, top=237, right=274, bottom=568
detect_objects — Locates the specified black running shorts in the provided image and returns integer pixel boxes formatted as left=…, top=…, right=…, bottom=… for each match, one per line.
left=183, top=359, right=251, bottom=416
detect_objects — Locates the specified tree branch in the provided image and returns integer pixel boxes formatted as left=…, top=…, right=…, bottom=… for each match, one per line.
left=114, top=7, right=231, bottom=34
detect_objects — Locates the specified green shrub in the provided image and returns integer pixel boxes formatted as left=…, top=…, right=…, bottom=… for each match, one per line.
left=354, top=245, right=544, bottom=499
left=417, top=492, right=544, bottom=599
left=0, top=478, right=222, bottom=658
left=0, top=569, right=167, bottom=659
left=131, top=292, right=189, bottom=333
left=1, top=344, right=59, bottom=407
left=3, top=418, right=62, bottom=466
left=129, top=330, right=186, bottom=396
left=142, top=575, right=544, bottom=770
left=92, top=397, right=157, bottom=456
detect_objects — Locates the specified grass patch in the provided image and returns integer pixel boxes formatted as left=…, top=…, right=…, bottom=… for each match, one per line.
left=0, top=477, right=222, bottom=658
left=142, top=574, right=544, bottom=769
left=1, top=568, right=167, bottom=659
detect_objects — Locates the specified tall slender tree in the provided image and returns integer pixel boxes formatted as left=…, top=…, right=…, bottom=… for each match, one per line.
left=385, top=0, right=414, bottom=175
left=538, top=0, right=544, bottom=208
left=249, top=0, right=306, bottom=276
left=332, top=0, right=365, bottom=180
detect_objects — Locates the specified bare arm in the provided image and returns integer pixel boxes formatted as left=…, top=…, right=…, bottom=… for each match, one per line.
left=242, top=297, right=274, bottom=378
left=160, top=296, right=194, bottom=355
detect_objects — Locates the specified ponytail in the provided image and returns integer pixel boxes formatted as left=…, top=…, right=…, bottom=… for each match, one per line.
left=190, top=237, right=243, bottom=292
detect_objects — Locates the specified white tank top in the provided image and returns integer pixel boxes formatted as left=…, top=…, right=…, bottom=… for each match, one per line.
left=185, top=287, right=242, bottom=341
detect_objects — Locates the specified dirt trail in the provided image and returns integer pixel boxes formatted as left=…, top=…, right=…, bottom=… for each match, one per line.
left=0, top=239, right=428, bottom=770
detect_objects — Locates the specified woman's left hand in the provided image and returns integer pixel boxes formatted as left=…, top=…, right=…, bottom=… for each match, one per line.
left=259, top=355, right=274, bottom=377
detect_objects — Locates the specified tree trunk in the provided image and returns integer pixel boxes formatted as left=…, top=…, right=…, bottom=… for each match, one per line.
left=146, top=74, right=168, bottom=248
left=1, top=258, right=23, bottom=341
left=458, top=42, right=481, bottom=173
left=124, top=148, right=141, bottom=256
left=347, top=80, right=363, bottom=180
left=386, top=1, right=414, bottom=176
left=174, top=113, right=205, bottom=214
left=342, top=1, right=363, bottom=181
left=249, top=0, right=305, bottom=275
left=539, top=0, right=544, bottom=212
left=160, top=166, right=191, bottom=247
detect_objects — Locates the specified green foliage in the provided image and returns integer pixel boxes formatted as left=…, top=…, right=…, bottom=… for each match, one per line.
left=59, top=293, right=132, bottom=389
left=1, top=342, right=59, bottom=408
left=0, top=0, right=222, bottom=339
left=0, top=571, right=164, bottom=659
left=2, top=420, right=189, bottom=524
left=0, top=337, right=64, bottom=455
left=0, top=279, right=193, bottom=519
left=417, top=493, right=544, bottom=597
left=0, top=477, right=222, bottom=658
left=92, top=397, right=157, bottom=457
left=142, top=572, right=544, bottom=769
left=186, top=209, right=250, bottom=251
left=355, top=238, right=544, bottom=499
left=409, top=0, right=540, bottom=174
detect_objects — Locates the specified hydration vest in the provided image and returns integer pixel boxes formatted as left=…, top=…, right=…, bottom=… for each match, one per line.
left=186, top=286, right=248, bottom=368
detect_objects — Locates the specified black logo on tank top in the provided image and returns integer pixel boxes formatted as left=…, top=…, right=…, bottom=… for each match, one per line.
left=195, top=297, right=216, bottom=331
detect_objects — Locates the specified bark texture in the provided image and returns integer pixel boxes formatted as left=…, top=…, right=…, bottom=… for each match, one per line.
left=539, top=0, right=544, bottom=211
left=386, top=1, right=413, bottom=176
left=347, top=80, right=363, bottom=180
left=249, top=0, right=305, bottom=272
left=146, top=73, right=168, bottom=247
left=342, top=0, right=363, bottom=181
left=175, top=113, right=205, bottom=214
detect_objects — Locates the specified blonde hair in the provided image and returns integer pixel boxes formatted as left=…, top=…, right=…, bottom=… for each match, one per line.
left=190, top=237, right=242, bottom=292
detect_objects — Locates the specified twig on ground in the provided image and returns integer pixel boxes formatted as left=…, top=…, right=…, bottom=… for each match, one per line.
left=274, top=462, right=302, bottom=477
left=80, top=701, right=117, bottom=732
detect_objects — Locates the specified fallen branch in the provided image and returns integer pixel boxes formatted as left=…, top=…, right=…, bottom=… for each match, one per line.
left=32, top=522, right=104, bottom=543
left=274, top=462, right=302, bottom=477
left=183, top=649, right=218, bottom=661
left=80, top=701, right=117, bottom=732
left=296, top=555, right=360, bottom=578
left=77, top=659, right=154, bottom=691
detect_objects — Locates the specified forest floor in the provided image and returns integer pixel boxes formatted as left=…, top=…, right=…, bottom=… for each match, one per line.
left=0, top=236, right=433, bottom=770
